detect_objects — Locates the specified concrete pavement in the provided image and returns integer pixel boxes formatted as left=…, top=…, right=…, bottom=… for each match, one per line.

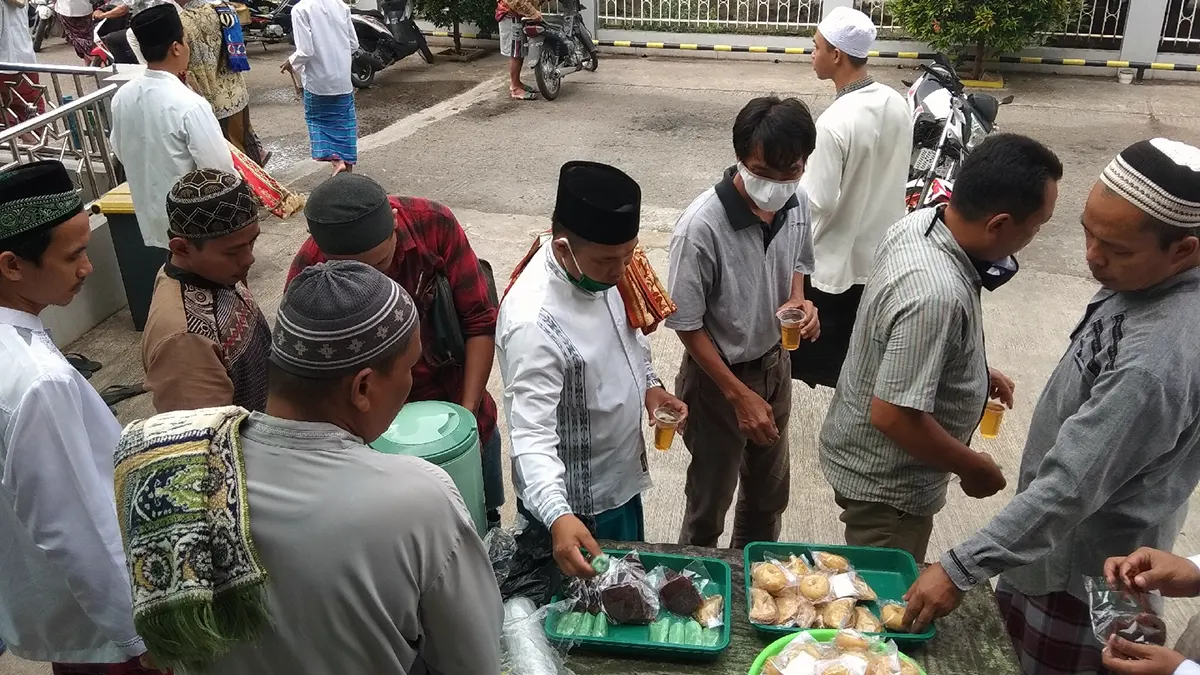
left=5, top=44, right=1200, bottom=672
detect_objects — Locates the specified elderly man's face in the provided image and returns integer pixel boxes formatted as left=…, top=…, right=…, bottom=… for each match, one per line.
left=1082, top=182, right=1199, bottom=291
left=351, top=330, right=422, bottom=444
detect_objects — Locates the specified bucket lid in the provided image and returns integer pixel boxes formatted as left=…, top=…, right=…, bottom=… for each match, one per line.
left=370, top=400, right=478, bottom=463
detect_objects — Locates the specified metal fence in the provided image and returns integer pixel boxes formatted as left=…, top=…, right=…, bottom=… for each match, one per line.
left=0, top=63, right=121, bottom=204
left=1046, top=0, right=1128, bottom=49
left=599, top=0, right=821, bottom=35
left=1161, top=0, right=1200, bottom=53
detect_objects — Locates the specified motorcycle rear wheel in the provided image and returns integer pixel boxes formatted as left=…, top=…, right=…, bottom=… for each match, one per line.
left=534, top=48, right=561, bottom=101
left=32, top=17, right=52, bottom=53
left=351, top=60, right=375, bottom=89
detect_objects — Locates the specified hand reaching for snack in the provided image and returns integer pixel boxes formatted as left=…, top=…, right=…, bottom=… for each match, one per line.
left=550, top=514, right=601, bottom=578
left=1104, top=547, right=1200, bottom=598
left=957, top=451, right=1006, bottom=499
left=1103, top=636, right=1187, bottom=675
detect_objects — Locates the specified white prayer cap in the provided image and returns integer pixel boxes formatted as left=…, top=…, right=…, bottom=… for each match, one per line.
left=817, top=6, right=877, bottom=59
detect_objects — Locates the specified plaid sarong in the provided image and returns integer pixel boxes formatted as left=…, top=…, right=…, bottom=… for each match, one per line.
left=303, top=90, right=358, bottom=164
left=996, top=579, right=1111, bottom=675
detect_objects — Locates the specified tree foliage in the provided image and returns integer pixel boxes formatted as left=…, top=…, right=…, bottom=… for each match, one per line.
left=414, top=0, right=498, bottom=52
left=891, top=0, right=1078, bottom=79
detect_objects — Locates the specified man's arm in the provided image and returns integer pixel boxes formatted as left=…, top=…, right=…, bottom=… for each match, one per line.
left=345, top=7, right=359, bottom=51
left=942, top=365, right=1186, bottom=590
left=144, top=332, right=235, bottom=412
left=505, top=0, right=541, bottom=17
left=799, top=120, right=845, bottom=220
left=288, top=6, right=313, bottom=71
left=5, top=379, right=145, bottom=657
left=182, top=106, right=236, bottom=174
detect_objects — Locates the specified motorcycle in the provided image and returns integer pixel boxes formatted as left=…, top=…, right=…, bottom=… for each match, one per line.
left=521, top=0, right=596, bottom=101
left=902, top=54, right=1013, bottom=212
left=243, top=0, right=297, bottom=45
left=30, top=0, right=55, bottom=53
left=349, top=0, right=432, bottom=89
left=87, top=3, right=132, bottom=67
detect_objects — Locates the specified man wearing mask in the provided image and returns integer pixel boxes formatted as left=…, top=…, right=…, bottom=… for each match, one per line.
left=115, top=261, right=503, bottom=674
left=819, top=133, right=1060, bottom=563
left=498, top=161, right=686, bottom=577
left=142, top=169, right=271, bottom=413
left=288, top=173, right=504, bottom=528
left=904, top=138, right=1200, bottom=675
left=0, top=161, right=156, bottom=674
left=792, top=5, right=912, bottom=389
left=667, top=96, right=820, bottom=548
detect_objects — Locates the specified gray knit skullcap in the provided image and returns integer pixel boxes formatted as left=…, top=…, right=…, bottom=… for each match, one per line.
left=303, top=174, right=395, bottom=256
left=271, top=260, right=418, bottom=379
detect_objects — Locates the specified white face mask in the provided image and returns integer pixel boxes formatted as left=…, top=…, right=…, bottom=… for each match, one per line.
left=738, top=163, right=800, bottom=212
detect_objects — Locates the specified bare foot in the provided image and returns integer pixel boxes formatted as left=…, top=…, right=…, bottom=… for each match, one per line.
left=331, top=159, right=348, bottom=176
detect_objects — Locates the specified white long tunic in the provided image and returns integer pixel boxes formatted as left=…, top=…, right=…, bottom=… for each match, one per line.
left=110, top=69, right=236, bottom=250
left=0, top=308, right=144, bottom=663
left=0, top=0, right=35, bottom=65
left=498, top=245, right=658, bottom=529
left=288, top=0, right=358, bottom=96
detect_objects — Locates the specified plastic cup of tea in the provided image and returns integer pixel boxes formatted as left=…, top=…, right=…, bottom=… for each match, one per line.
left=979, top=400, right=1005, bottom=439
left=777, top=308, right=806, bottom=351
left=652, top=406, right=683, bottom=451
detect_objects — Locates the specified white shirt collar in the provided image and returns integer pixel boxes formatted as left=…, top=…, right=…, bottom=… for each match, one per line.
left=0, top=306, right=45, bottom=332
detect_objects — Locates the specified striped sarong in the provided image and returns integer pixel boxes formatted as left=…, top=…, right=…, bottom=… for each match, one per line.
left=303, top=90, right=358, bottom=165
left=995, top=580, right=1111, bottom=675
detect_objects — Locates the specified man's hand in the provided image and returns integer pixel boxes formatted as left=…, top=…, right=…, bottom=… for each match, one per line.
left=903, top=563, right=964, bottom=632
left=1105, top=547, right=1200, bottom=598
left=731, top=389, right=778, bottom=446
left=988, top=368, right=1016, bottom=408
left=1103, top=636, right=1187, bottom=675
left=779, top=298, right=820, bottom=341
left=645, top=387, right=688, bottom=433
left=532, top=9, right=543, bottom=20
left=280, top=60, right=294, bottom=73
left=957, top=452, right=1006, bottom=499
left=93, top=9, right=106, bottom=18
left=550, top=514, right=601, bottom=578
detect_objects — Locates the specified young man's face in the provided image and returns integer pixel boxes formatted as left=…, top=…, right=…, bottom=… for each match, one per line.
left=555, top=236, right=638, bottom=286
left=353, top=331, right=422, bottom=443
left=0, top=213, right=94, bottom=308
left=742, top=146, right=807, bottom=183
left=985, top=178, right=1059, bottom=260
left=327, top=232, right=399, bottom=276
left=174, top=221, right=260, bottom=286
left=1082, top=181, right=1199, bottom=291
left=811, top=32, right=837, bottom=80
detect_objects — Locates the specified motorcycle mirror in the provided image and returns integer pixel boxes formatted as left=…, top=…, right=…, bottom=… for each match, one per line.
left=1000, top=95, right=1014, bottom=104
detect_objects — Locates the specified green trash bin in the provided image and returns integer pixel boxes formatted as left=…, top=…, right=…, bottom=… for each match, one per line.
left=95, top=183, right=167, bottom=332
left=369, top=401, right=488, bottom=537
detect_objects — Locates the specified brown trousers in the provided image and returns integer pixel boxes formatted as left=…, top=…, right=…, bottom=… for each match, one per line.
left=677, top=347, right=791, bottom=549
left=833, top=492, right=936, bottom=563
left=219, top=107, right=265, bottom=167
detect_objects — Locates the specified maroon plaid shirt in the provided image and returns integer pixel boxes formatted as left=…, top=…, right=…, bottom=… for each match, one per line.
left=287, top=196, right=499, bottom=443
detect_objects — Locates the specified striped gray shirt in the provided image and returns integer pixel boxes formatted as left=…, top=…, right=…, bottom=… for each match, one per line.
left=819, top=208, right=988, bottom=517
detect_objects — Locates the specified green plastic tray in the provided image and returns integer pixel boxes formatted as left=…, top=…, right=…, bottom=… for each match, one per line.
left=543, top=549, right=733, bottom=660
left=748, top=630, right=928, bottom=674
left=743, top=542, right=936, bottom=647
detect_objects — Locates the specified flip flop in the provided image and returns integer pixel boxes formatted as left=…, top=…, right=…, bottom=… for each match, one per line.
left=100, top=383, right=146, bottom=407
left=511, top=91, right=538, bottom=100
left=523, top=84, right=536, bottom=94
left=65, top=352, right=102, bottom=378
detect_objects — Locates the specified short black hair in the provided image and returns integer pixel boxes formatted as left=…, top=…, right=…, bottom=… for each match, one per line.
left=139, top=24, right=183, bottom=63
left=267, top=331, right=413, bottom=405
left=0, top=224, right=54, bottom=266
left=1144, top=216, right=1200, bottom=250
left=733, top=96, right=817, bottom=172
left=847, top=54, right=868, bottom=68
left=950, top=133, right=1064, bottom=223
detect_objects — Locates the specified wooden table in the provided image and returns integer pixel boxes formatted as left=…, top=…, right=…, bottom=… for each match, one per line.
left=565, top=542, right=1020, bottom=675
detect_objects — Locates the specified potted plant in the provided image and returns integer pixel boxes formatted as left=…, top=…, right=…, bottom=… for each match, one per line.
left=415, top=0, right=498, bottom=60
left=891, top=0, right=1078, bottom=83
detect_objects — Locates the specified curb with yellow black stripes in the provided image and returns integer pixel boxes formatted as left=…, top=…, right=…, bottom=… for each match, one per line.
left=422, top=29, right=1200, bottom=75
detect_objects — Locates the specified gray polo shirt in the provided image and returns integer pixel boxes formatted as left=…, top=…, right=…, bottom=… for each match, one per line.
left=666, top=167, right=815, bottom=365
left=819, top=207, right=988, bottom=517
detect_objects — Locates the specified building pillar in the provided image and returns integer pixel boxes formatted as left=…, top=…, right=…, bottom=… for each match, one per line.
left=1120, top=0, right=1170, bottom=64
left=821, top=0, right=852, bottom=20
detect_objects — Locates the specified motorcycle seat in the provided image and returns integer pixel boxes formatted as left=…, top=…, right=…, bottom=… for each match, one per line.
left=351, top=7, right=385, bottom=20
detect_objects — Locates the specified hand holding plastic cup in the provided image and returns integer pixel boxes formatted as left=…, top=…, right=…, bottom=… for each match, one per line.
left=777, top=308, right=806, bottom=351
left=652, top=405, right=685, bottom=451
left=979, top=400, right=1006, bottom=439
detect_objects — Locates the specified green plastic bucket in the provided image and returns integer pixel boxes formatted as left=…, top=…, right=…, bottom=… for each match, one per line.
left=748, top=630, right=928, bottom=674
left=370, top=400, right=486, bottom=536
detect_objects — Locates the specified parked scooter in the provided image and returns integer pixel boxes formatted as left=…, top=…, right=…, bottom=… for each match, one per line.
left=902, top=54, right=1013, bottom=212
left=349, top=0, right=432, bottom=89
left=521, top=0, right=596, bottom=101
left=243, top=0, right=297, bottom=44
left=86, top=3, right=133, bottom=66
left=30, top=0, right=56, bottom=53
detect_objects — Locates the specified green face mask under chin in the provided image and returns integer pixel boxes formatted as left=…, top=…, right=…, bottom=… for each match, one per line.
left=560, top=240, right=617, bottom=292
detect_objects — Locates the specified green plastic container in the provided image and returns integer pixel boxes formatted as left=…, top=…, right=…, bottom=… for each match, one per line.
left=543, top=549, right=733, bottom=660
left=747, top=630, right=928, bottom=675
left=369, top=401, right=487, bottom=537
left=743, top=542, right=936, bottom=647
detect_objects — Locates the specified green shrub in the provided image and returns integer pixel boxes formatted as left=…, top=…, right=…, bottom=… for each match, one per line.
left=415, top=0, right=498, bottom=52
left=891, top=0, right=1079, bottom=79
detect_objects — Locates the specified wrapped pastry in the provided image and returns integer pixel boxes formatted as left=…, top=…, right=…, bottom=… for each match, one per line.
left=814, top=551, right=853, bottom=573
left=900, top=660, right=920, bottom=675
left=763, top=658, right=787, bottom=675
left=694, top=594, right=723, bottom=628
left=866, top=659, right=894, bottom=675
left=881, top=602, right=908, bottom=632
left=852, top=574, right=878, bottom=602
left=752, top=560, right=794, bottom=594
left=781, top=632, right=831, bottom=661
left=601, top=582, right=657, bottom=624
left=821, top=598, right=856, bottom=629
left=750, top=587, right=778, bottom=624
left=854, top=606, right=884, bottom=634
left=834, top=629, right=872, bottom=652
left=800, top=573, right=833, bottom=602
left=659, top=569, right=703, bottom=616
left=787, top=554, right=812, bottom=577
left=668, top=621, right=686, bottom=644
left=648, top=618, right=670, bottom=643
left=794, top=597, right=818, bottom=629
left=820, top=665, right=852, bottom=675
left=830, top=573, right=860, bottom=600
left=775, top=593, right=803, bottom=626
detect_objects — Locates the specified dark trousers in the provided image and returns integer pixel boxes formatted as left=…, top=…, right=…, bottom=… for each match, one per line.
left=790, top=280, right=865, bottom=389
left=677, top=348, right=791, bottom=549
left=833, top=491, right=936, bottom=563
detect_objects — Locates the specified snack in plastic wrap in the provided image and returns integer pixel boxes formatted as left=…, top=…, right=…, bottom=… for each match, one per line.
left=752, top=560, right=795, bottom=594
left=774, top=593, right=803, bottom=626
left=598, top=552, right=659, bottom=625
left=814, top=551, right=853, bottom=573
left=787, top=554, right=813, bottom=577
left=1084, top=576, right=1168, bottom=646
left=659, top=569, right=704, bottom=616
left=556, top=612, right=584, bottom=636
left=590, top=612, right=609, bottom=638
left=683, top=619, right=704, bottom=646
left=794, top=597, right=819, bottom=629
left=648, top=618, right=670, bottom=643
left=702, top=627, right=721, bottom=647
left=501, top=597, right=577, bottom=675
left=750, top=587, right=779, bottom=624
left=564, top=577, right=603, bottom=614
left=830, top=573, right=861, bottom=600
left=852, top=575, right=878, bottom=602
left=800, top=573, right=833, bottom=602
left=880, top=602, right=908, bottom=632
left=821, top=598, right=856, bottom=629
left=668, top=620, right=686, bottom=644
left=866, top=656, right=895, bottom=675
left=834, top=629, right=872, bottom=652
left=899, top=660, right=920, bottom=675
left=854, top=606, right=884, bottom=634
left=779, top=632, right=831, bottom=661
left=695, top=594, right=724, bottom=628
left=591, top=554, right=611, bottom=575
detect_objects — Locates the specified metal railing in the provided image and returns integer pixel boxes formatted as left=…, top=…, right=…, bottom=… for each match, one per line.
left=1161, top=0, right=1200, bottom=53
left=600, top=0, right=820, bottom=34
left=0, top=63, right=121, bottom=203
left=853, top=0, right=902, bottom=37
left=1046, top=0, right=1128, bottom=49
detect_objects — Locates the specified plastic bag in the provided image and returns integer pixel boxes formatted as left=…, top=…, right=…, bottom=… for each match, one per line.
left=596, top=551, right=660, bottom=625
left=879, top=601, right=908, bottom=633
left=501, top=597, right=577, bottom=675
left=820, top=598, right=857, bottom=629
left=813, top=551, right=854, bottom=574
left=485, top=526, right=518, bottom=589
left=1084, top=576, right=1167, bottom=646
left=798, top=572, right=835, bottom=604
left=647, top=560, right=725, bottom=628
left=752, top=556, right=801, bottom=594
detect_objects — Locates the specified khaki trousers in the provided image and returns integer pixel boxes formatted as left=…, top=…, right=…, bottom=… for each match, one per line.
left=677, top=347, right=791, bottom=549
left=834, top=492, right=936, bottom=563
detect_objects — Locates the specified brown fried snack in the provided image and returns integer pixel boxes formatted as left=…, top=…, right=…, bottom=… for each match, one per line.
left=900, top=659, right=920, bottom=675
left=834, top=629, right=871, bottom=652
left=816, top=551, right=852, bottom=573
left=659, top=570, right=703, bottom=616
left=787, top=554, right=812, bottom=577
left=774, top=594, right=803, bottom=626
left=751, top=562, right=791, bottom=594
left=794, top=597, right=818, bottom=629
left=881, top=603, right=908, bottom=632
left=694, top=594, right=723, bottom=626
left=852, top=575, right=878, bottom=602
left=763, top=658, right=786, bottom=675
left=821, top=666, right=852, bottom=675
left=854, top=606, right=884, bottom=633
left=800, top=574, right=831, bottom=601
left=820, top=598, right=856, bottom=629
left=750, top=588, right=778, bottom=624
